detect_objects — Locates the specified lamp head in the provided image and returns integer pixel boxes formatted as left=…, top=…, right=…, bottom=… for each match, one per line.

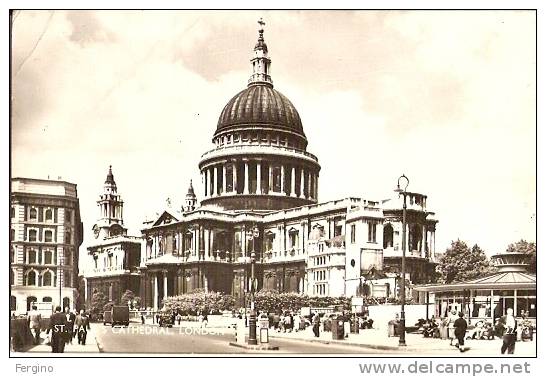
left=395, top=174, right=409, bottom=193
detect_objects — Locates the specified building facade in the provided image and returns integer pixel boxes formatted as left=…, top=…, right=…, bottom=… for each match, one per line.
left=82, top=167, right=142, bottom=307
left=134, top=23, right=439, bottom=310
left=10, top=178, right=83, bottom=313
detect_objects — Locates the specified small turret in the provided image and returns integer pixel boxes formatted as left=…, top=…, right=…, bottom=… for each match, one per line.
left=184, top=180, right=197, bottom=212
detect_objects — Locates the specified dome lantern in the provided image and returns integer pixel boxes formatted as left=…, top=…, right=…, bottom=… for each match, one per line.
left=248, top=18, right=273, bottom=87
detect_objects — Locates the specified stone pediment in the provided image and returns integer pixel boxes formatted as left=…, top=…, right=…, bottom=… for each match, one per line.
left=152, top=211, right=179, bottom=227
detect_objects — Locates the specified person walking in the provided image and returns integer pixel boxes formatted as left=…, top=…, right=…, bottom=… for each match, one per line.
left=500, top=308, right=517, bottom=354
left=447, top=309, right=458, bottom=346
left=141, top=312, right=145, bottom=325
left=312, top=312, right=320, bottom=338
left=64, top=307, right=75, bottom=344
left=75, top=310, right=91, bottom=345
left=27, top=305, right=42, bottom=345
left=453, top=312, right=468, bottom=352
left=176, top=313, right=182, bottom=326
left=48, top=306, right=68, bottom=353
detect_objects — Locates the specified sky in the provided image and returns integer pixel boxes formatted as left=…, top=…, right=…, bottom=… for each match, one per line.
left=10, top=10, right=536, bottom=259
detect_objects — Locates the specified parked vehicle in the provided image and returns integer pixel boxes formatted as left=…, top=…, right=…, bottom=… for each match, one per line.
left=104, top=306, right=130, bottom=327
left=103, top=310, right=112, bottom=326
left=159, top=312, right=173, bottom=328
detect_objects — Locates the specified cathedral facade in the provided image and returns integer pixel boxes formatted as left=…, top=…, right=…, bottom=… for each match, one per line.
left=83, top=23, right=439, bottom=310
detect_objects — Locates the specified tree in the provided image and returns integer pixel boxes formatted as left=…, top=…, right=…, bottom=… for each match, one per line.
left=162, top=291, right=236, bottom=315
left=506, top=239, right=536, bottom=273
left=120, top=289, right=136, bottom=307
left=437, top=240, right=495, bottom=284
left=90, top=289, right=108, bottom=317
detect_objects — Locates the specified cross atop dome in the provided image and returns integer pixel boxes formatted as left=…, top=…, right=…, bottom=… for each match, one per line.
left=258, top=17, right=265, bottom=37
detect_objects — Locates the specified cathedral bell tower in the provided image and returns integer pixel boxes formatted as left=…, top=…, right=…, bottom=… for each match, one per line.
left=184, top=180, right=197, bottom=212
left=92, top=165, right=127, bottom=240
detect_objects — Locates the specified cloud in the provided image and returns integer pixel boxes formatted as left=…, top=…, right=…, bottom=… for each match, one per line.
left=65, top=11, right=116, bottom=46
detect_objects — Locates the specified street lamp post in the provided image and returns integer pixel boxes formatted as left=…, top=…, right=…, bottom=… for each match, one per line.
left=247, top=224, right=260, bottom=345
left=395, top=174, right=409, bottom=347
left=58, top=253, right=63, bottom=309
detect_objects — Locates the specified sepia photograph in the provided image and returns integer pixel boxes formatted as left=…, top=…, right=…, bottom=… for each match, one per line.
left=8, top=9, right=537, bottom=361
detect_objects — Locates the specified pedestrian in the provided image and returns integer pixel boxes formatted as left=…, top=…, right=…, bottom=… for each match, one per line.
left=447, top=309, right=458, bottom=346
left=141, top=312, right=145, bottom=325
left=500, top=308, right=517, bottom=354
left=312, top=312, right=320, bottom=338
left=283, top=312, right=292, bottom=332
left=176, top=313, right=182, bottom=326
left=294, top=314, right=301, bottom=332
left=155, top=313, right=160, bottom=324
left=453, top=312, right=468, bottom=352
left=48, top=306, right=68, bottom=353
left=27, top=305, right=42, bottom=345
left=75, top=310, right=90, bottom=345
left=202, top=312, right=208, bottom=328
left=63, top=307, right=75, bottom=344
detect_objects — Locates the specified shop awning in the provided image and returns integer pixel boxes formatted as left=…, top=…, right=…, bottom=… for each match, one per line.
left=414, top=271, right=536, bottom=293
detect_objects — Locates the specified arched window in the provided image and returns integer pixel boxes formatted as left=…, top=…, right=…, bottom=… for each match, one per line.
left=42, top=271, right=52, bottom=286
left=28, top=249, right=37, bottom=264
left=64, top=272, right=71, bottom=287
left=43, top=296, right=52, bottom=303
left=27, top=296, right=37, bottom=311
left=27, top=270, right=36, bottom=286
left=29, top=208, right=37, bottom=220
left=28, top=229, right=37, bottom=242
left=10, top=269, right=15, bottom=285
left=383, top=224, right=394, bottom=249
left=10, top=296, right=16, bottom=311
left=11, top=228, right=15, bottom=242
left=63, top=297, right=70, bottom=310
left=44, top=230, right=53, bottom=242
left=11, top=207, right=15, bottom=218
left=45, top=208, right=53, bottom=221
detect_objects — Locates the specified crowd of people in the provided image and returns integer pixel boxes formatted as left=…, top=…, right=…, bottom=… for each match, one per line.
left=25, top=305, right=91, bottom=353
left=416, top=308, right=533, bottom=354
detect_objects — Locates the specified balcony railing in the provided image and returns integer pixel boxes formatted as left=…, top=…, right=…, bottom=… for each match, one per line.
left=200, top=143, right=319, bottom=163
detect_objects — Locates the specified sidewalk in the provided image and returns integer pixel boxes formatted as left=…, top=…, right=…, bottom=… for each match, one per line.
left=268, top=327, right=537, bottom=356
left=25, top=329, right=100, bottom=354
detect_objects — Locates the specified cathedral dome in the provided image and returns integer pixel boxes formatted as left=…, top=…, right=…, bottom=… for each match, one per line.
left=214, top=84, right=305, bottom=138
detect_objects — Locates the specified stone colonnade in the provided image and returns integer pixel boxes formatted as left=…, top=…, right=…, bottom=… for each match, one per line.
left=201, top=159, right=318, bottom=201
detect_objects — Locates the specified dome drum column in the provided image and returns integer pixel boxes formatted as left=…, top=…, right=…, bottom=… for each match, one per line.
left=268, top=163, right=273, bottom=193
left=243, top=160, right=250, bottom=195
left=222, top=164, right=227, bottom=195
left=299, top=167, right=306, bottom=199
left=256, top=160, right=262, bottom=194
left=290, top=166, right=296, bottom=197
left=280, top=164, right=285, bottom=194
left=212, top=166, right=217, bottom=196
left=232, top=160, right=238, bottom=194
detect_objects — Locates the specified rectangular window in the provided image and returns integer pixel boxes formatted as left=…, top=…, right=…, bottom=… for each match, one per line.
left=28, top=229, right=37, bottom=242
left=350, top=224, right=356, bottom=244
left=44, top=251, right=52, bottom=265
left=368, top=221, right=377, bottom=243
